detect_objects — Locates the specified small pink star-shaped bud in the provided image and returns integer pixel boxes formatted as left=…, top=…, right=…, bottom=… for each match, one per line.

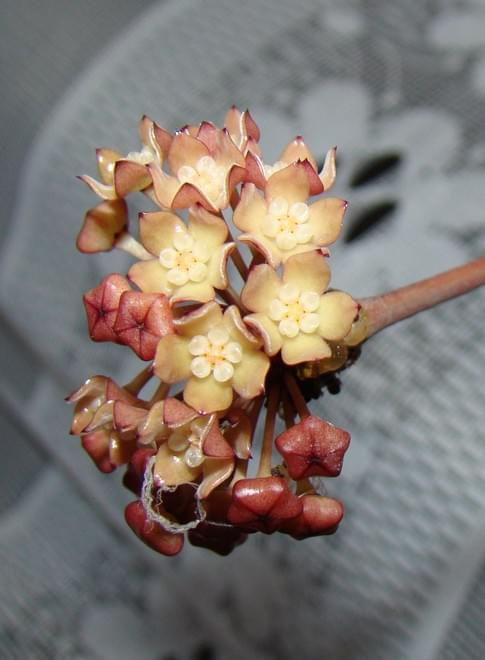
left=114, top=291, right=174, bottom=360
left=275, top=415, right=350, bottom=480
left=83, top=273, right=131, bottom=343
left=227, top=476, right=303, bottom=534
left=124, top=500, right=184, bottom=556
left=280, top=495, right=344, bottom=539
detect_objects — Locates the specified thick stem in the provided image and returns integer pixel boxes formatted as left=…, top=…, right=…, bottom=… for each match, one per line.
left=124, top=364, right=153, bottom=395
left=115, top=231, right=152, bottom=260
left=360, top=257, right=485, bottom=339
left=284, top=371, right=310, bottom=420
left=257, top=382, right=280, bottom=477
left=149, top=381, right=170, bottom=404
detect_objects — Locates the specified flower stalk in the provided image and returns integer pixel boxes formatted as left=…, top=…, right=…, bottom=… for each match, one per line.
left=360, top=257, right=485, bottom=339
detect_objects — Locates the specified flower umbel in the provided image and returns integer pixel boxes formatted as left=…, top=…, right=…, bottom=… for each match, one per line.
left=68, top=106, right=365, bottom=557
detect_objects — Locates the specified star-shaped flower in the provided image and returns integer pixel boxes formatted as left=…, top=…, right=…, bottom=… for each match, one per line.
left=245, top=138, right=337, bottom=195
left=149, top=122, right=245, bottom=211
left=154, top=302, right=270, bottom=414
left=233, top=162, right=347, bottom=268
left=128, top=205, right=234, bottom=305
left=80, top=116, right=166, bottom=199
left=242, top=251, right=358, bottom=365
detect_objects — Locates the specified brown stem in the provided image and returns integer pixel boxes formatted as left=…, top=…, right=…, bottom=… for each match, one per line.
left=360, top=257, right=485, bottom=339
left=284, top=371, right=310, bottom=420
left=149, top=381, right=170, bottom=404
left=282, top=390, right=296, bottom=429
left=123, top=365, right=153, bottom=395
left=257, top=382, right=280, bottom=477
left=223, top=225, right=248, bottom=281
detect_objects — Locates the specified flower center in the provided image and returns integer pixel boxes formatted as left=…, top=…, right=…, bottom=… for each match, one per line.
left=177, top=156, right=226, bottom=207
left=125, top=145, right=155, bottom=165
left=268, top=283, right=320, bottom=338
left=159, top=231, right=210, bottom=287
left=167, top=417, right=206, bottom=468
left=188, top=326, right=242, bottom=383
left=263, top=197, right=313, bottom=251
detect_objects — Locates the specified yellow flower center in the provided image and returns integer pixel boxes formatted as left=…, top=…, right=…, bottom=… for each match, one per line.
left=263, top=197, right=313, bottom=251
left=177, top=156, right=226, bottom=207
left=188, top=326, right=242, bottom=383
left=167, top=417, right=207, bottom=468
left=159, top=231, right=210, bottom=287
left=125, top=145, right=155, bottom=165
left=268, top=283, right=320, bottom=338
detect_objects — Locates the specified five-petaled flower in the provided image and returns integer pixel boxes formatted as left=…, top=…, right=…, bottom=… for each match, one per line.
left=233, top=162, right=347, bottom=267
left=128, top=205, right=234, bottom=305
left=149, top=122, right=245, bottom=211
left=154, top=301, right=270, bottom=414
left=242, top=251, right=358, bottom=365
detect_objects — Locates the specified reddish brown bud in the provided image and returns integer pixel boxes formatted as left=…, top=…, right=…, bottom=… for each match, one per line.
left=114, top=292, right=173, bottom=360
left=275, top=415, right=350, bottom=480
left=188, top=521, right=247, bottom=556
left=124, top=501, right=184, bottom=556
left=122, top=448, right=156, bottom=495
left=280, top=495, right=344, bottom=539
left=81, top=429, right=115, bottom=473
left=83, top=274, right=131, bottom=342
left=227, top=477, right=303, bottom=534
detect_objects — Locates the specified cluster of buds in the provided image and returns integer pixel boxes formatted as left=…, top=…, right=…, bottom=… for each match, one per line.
left=68, top=107, right=366, bottom=556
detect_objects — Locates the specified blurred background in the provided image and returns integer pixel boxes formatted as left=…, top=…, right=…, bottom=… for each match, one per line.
left=1, top=1, right=485, bottom=658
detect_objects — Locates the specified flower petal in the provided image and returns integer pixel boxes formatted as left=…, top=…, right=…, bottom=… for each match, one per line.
left=241, top=263, right=281, bottom=313
left=187, top=204, right=228, bottom=248
left=170, top=281, right=215, bottom=305
left=318, top=291, right=359, bottom=340
left=78, top=174, right=118, bottom=200
left=282, top=251, right=331, bottom=294
left=244, top=313, right=282, bottom=356
left=114, top=160, right=151, bottom=197
left=154, top=335, right=191, bottom=383
left=232, top=349, right=269, bottom=399
left=174, top=301, right=223, bottom=337
left=128, top=259, right=171, bottom=295
left=308, top=197, right=347, bottom=246
left=96, top=148, right=123, bottom=184
left=148, top=165, right=182, bottom=209
left=76, top=199, right=128, bottom=253
left=154, top=443, right=201, bottom=487
left=139, top=211, right=186, bottom=255
left=281, top=334, right=331, bottom=366
left=320, top=147, right=337, bottom=192
left=265, top=162, right=309, bottom=205
left=279, top=136, right=318, bottom=171
left=184, top=376, right=233, bottom=414
left=168, top=132, right=210, bottom=173
left=233, top=183, right=266, bottom=233
left=197, top=458, right=234, bottom=500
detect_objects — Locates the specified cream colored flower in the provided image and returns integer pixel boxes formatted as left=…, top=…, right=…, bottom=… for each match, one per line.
left=154, top=302, right=270, bottom=414
left=242, top=251, right=358, bottom=365
left=149, top=122, right=245, bottom=211
left=128, top=205, right=234, bottom=305
left=234, top=162, right=347, bottom=268
left=153, top=411, right=235, bottom=499
left=80, top=116, right=167, bottom=199
left=245, top=139, right=337, bottom=195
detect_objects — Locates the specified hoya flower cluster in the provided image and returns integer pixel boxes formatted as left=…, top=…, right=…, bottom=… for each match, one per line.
left=69, top=108, right=363, bottom=556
